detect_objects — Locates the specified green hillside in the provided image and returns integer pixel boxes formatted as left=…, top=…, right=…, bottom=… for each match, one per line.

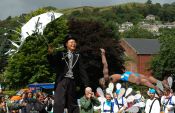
left=0, top=1, right=175, bottom=89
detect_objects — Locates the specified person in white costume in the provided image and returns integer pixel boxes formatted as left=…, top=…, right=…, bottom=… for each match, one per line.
left=161, top=88, right=175, bottom=113
left=145, top=88, right=160, bottom=113
left=101, top=93, right=114, bottom=113
left=113, top=89, right=127, bottom=113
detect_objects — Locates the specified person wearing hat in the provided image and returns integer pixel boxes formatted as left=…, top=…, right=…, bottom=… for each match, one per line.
left=145, top=88, right=160, bottom=113
left=47, top=34, right=89, bottom=113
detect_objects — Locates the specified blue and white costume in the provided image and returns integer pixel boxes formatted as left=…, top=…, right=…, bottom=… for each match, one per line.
left=120, top=71, right=132, bottom=82
left=101, top=100, right=115, bottom=113
left=120, top=71, right=140, bottom=82
left=145, top=89, right=160, bottom=113
left=161, top=95, right=175, bottom=113
left=113, top=97, right=127, bottom=113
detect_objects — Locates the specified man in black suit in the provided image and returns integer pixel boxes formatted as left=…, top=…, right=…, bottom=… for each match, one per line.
left=47, top=34, right=89, bottom=113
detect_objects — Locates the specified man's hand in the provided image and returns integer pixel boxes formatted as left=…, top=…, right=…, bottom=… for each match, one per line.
left=91, top=92, right=95, bottom=98
left=167, top=107, right=173, bottom=111
left=87, top=93, right=92, bottom=99
left=100, top=48, right=105, bottom=55
left=118, top=110, right=123, bottom=113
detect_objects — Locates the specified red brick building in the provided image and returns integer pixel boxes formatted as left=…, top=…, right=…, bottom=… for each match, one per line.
left=120, top=38, right=160, bottom=76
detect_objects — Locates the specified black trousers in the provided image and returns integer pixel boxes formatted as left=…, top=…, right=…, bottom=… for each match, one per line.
left=54, top=78, right=80, bottom=113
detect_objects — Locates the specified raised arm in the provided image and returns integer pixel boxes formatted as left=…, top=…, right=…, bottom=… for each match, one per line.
left=47, top=44, right=60, bottom=69
left=100, top=48, right=109, bottom=80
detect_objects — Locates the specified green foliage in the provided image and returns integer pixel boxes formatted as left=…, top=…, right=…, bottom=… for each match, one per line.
left=122, top=26, right=156, bottom=39
left=0, top=56, right=7, bottom=72
left=24, top=8, right=56, bottom=21
left=68, top=18, right=125, bottom=89
left=3, top=17, right=68, bottom=89
left=68, top=4, right=145, bottom=25
left=65, top=2, right=175, bottom=25
left=146, top=0, right=152, bottom=5
left=4, top=36, right=50, bottom=88
left=112, top=5, right=144, bottom=24
left=44, top=16, right=69, bottom=46
left=3, top=90, right=16, bottom=96
left=151, top=28, right=175, bottom=78
left=42, top=6, right=57, bottom=11
left=160, top=4, right=175, bottom=22
left=1, top=1, right=175, bottom=89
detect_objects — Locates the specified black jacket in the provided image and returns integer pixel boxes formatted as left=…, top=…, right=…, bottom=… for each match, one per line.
left=47, top=50, right=89, bottom=90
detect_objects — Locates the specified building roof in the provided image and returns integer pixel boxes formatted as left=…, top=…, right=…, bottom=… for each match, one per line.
left=123, top=38, right=160, bottom=54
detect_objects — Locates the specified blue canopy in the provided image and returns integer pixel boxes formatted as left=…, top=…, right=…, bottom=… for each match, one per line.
left=28, top=83, right=54, bottom=89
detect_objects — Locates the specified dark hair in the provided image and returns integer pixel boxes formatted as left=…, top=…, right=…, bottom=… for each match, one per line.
left=63, top=34, right=77, bottom=49
left=164, top=88, right=171, bottom=92
left=36, top=92, right=44, bottom=99
left=105, top=93, right=111, bottom=96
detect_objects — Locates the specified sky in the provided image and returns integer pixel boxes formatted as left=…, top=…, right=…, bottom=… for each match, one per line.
left=0, top=0, right=174, bottom=20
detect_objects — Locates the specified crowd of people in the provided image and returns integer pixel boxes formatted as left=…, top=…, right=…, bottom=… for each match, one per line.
left=0, top=82, right=174, bottom=113
left=79, top=82, right=175, bottom=113
left=0, top=91, right=54, bottom=113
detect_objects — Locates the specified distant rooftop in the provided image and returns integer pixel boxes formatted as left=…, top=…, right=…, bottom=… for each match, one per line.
left=123, top=38, right=160, bottom=54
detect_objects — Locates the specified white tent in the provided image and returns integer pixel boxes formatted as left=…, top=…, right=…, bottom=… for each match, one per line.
left=6, top=12, right=63, bottom=55
left=21, top=12, right=63, bottom=41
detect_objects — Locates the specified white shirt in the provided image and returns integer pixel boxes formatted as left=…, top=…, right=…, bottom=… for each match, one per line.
left=101, top=100, right=114, bottom=113
left=145, top=98, right=160, bottom=113
left=161, top=95, right=175, bottom=113
left=94, top=97, right=105, bottom=111
left=113, top=97, right=127, bottom=113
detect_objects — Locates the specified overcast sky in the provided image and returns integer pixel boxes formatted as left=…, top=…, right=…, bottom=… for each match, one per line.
left=0, top=0, right=174, bottom=20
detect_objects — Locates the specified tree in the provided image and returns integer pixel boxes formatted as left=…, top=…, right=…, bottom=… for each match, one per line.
left=68, top=18, right=125, bottom=90
left=161, top=5, right=175, bottom=22
left=146, top=0, right=152, bottom=5
left=3, top=17, right=68, bottom=89
left=151, top=28, right=175, bottom=79
left=0, top=56, right=7, bottom=73
left=0, top=35, right=10, bottom=78
left=172, top=2, right=175, bottom=6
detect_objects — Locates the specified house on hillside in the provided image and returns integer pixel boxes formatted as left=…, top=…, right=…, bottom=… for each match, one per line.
left=139, top=23, right=159, bottom=32
left=119, top=22, right=133, bottom=33
left=146, top=14, right=156, bottom=21
left=120, top=38, right=160, bottom=76
left=159, top=22, right=175, bottom=29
